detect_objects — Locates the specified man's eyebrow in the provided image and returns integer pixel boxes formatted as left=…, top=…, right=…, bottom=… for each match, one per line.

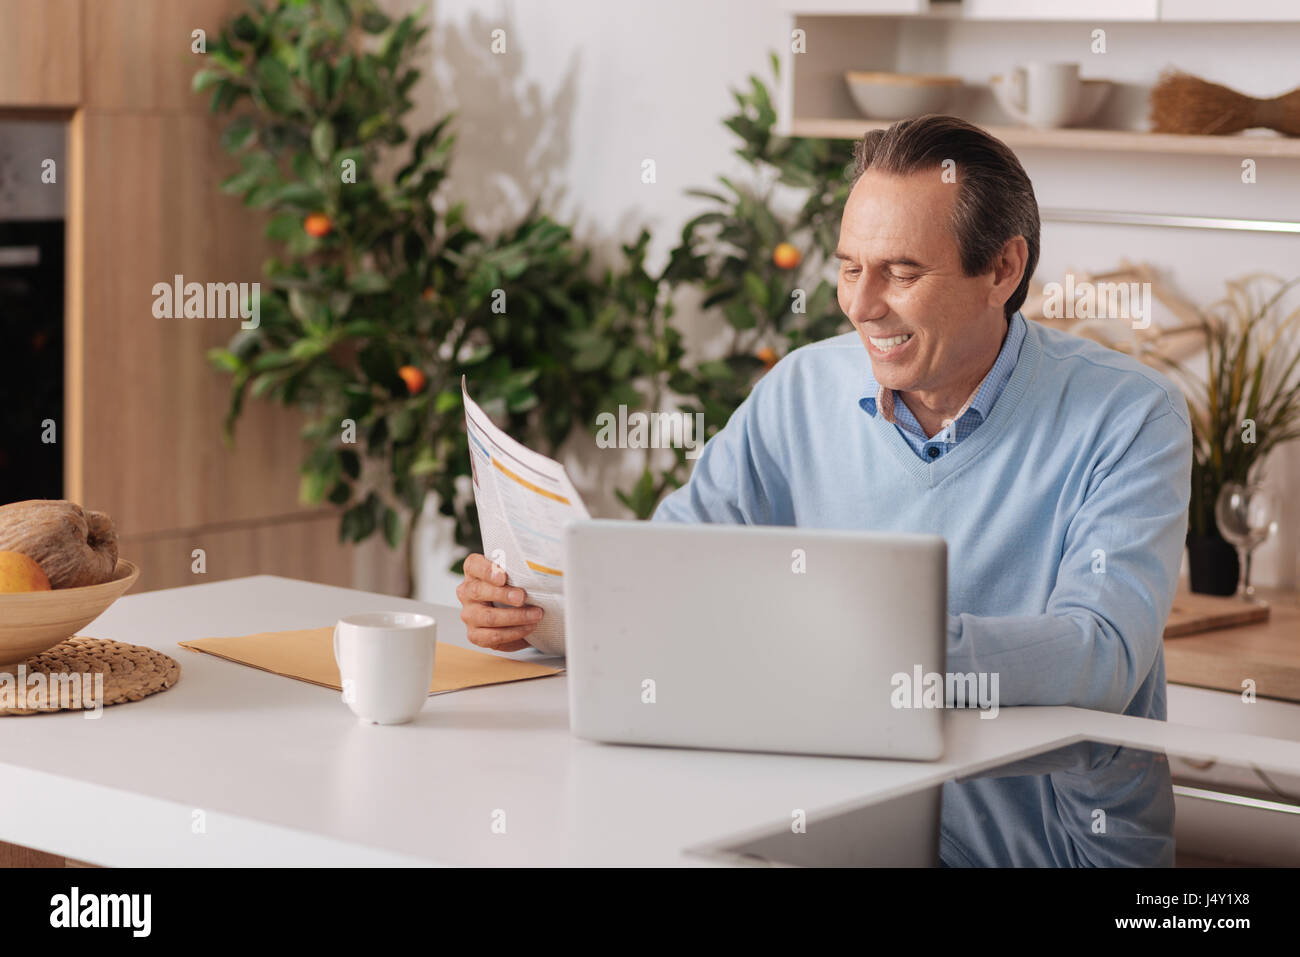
left=833, top=250, right=928, bottom=270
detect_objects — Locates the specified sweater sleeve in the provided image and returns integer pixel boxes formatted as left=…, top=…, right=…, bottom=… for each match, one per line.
left=650, top=377, right=793, bottom=527
left=945, top=403, right=1192, bottom=714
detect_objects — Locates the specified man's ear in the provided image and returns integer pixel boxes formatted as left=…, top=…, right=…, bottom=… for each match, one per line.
left=989, top=236, right=1029, bottom=311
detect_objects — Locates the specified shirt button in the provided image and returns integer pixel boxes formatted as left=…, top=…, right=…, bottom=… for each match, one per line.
left=927, top=446, right=940, bottom=459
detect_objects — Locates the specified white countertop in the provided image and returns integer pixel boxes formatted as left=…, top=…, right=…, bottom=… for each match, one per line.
left=4, top=575, right=1300, bottom=867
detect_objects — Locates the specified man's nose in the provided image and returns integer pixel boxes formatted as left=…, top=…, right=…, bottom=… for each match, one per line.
left=845, top=271, right=889, bottom=324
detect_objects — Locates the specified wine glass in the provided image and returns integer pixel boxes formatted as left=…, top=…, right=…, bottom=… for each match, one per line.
left=1215, top=482, right=1279, bottom=605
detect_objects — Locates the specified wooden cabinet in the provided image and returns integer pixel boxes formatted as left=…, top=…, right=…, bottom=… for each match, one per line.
left=1, top=0, right=357, bottom=594
left=0, top=0, right=81, bottom=107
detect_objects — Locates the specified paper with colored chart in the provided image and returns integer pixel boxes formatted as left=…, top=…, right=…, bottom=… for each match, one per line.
left=462, top=377, right=588, bottom=655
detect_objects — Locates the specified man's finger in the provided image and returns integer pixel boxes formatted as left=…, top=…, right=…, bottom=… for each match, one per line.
left=467, top=623, right=538, bottom=649
left=464, top=552, right=508, bottom=585
left=461, top=577, right=526, bottom=607
left=461, top=603, right=544, bottom=629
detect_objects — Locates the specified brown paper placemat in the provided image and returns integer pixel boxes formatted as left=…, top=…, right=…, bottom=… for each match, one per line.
left=1, top=637, right=181, bottom=716
left=179, top=627, right=561, bottom=694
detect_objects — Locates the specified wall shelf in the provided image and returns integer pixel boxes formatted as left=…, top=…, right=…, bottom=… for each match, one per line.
left=791, top=118, right=1300, bottom=159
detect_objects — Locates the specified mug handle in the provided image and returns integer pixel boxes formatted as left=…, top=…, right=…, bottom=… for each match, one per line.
left=333, top=622, right=342, bottom=666
left=1008, top=66, right=1028, bottom=114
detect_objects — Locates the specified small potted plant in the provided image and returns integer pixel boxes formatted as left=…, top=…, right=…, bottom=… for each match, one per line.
left=1155, top=274, right=1300, bottom=595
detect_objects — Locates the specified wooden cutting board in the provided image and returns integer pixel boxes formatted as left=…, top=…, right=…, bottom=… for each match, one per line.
left=1164, top=590, right=1271, bottom=638
left=1163, top=585, right=1300, bottom=703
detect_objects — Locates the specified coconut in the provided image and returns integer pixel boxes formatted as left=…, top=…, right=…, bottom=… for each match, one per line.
left=0, top=500, right=119, bottom=589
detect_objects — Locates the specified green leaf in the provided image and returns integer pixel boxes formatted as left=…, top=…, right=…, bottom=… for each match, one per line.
left=288, top=338, right=326, bottom=360
left=696, top=359, right=733, bottom=381
left=507, top=389, right=538, bottom=413
left=192, top=69, right=224, bottom=93
left=410, top=445, right=439, bottom=477
left=265, top=212, right=300, bottom=241
left=256, top=56, right=295, bottom=112
left=724, top=301, right=757, bottom=330
left=289, top=289, right=326, bottom=327
left=339, top=448, right=361, bottom=480
left=348, top=271, right=390, bottom=293
left=458, top=343, right=492, bottom=365
left=340, top=499, right=378, bottom=543
left=383, top=508, right=402, bottom=548
left=571, top=338, right=615, bottom=371
left=250, top=370, right=287, bottom=398
left=311, top=119, right=336, bottom=163
left=207, top=348, right=241, bottom=373
left=273, top=182, right=326, bottom=208
left=434, top=390, right=461, bottom=415
left=327, top=480, right=352, bottom=505
left=232, top=14, right=259, bottom=42
left=220, top=115, right=256, bottom=152
left=361, top=9, right=392, bottom=33
left=322, top=0, right=350, bottom=32
left=218, top=168, right=262, bottom=195
left=389, top=408, right=417, bottom=442
left=299, top=470, right=328, bottom=505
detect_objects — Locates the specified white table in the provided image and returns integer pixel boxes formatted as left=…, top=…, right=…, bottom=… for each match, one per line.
left=4, top=575, right=1300, bottom=867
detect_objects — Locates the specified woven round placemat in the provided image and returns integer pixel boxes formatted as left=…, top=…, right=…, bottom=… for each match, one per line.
left=0, top=637, right=180, bottom=716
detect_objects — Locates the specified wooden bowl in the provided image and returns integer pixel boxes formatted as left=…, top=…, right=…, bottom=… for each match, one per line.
left=0, top=559, right=139, bottom=667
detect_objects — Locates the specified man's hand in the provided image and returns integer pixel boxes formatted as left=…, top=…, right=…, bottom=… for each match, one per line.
left=456, top=553, right=544, bottom=652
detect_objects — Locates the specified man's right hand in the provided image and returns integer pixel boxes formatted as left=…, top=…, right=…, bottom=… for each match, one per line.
left=456, top=553, right=544, bottom=652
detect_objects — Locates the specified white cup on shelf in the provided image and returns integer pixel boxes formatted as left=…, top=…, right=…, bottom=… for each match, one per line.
left=998, top=62, right=1081, bottom=129
left=333, top=612, right=437, bottom=725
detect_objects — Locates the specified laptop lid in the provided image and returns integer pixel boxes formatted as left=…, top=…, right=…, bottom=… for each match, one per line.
left=564, top=520, right=947, bottom=760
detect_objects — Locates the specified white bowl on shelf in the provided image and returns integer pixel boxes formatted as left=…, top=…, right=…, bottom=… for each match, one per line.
left=844, top=71, right=962, bottom=120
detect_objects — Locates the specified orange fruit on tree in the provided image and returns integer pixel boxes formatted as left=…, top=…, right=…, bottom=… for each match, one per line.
left=398, top=365, right=427, bottom=395
left=772, top=242, right=801, bottom=270
left=0, top=551, right=52, bottom=593
left=756, top=347, right=778, bottom=370
left=303, top=212, right=333, bottom=238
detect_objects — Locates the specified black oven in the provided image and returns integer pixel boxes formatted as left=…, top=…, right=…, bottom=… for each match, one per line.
left=0, top=218, right=64, bottom=502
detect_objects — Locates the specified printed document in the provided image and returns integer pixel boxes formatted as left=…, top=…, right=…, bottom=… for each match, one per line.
left=462, top=377, right=588, bottom=654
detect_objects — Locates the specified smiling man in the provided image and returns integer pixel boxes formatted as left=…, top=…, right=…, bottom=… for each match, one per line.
left=456, top=115, right=1193, bottom=866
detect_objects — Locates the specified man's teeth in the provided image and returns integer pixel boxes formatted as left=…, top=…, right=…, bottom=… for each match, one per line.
left=870, top=334, right=913, bottom=350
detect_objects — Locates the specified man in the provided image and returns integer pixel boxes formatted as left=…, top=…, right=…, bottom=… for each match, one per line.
left=457, top=115, right=1192, bottom=866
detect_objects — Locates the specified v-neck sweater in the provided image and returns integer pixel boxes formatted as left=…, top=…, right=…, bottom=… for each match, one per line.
left=652, top=315, right=1194, bottom=866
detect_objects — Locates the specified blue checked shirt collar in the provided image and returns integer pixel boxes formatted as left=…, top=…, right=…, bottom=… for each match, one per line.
left=859, top=313, right=1026, bottom=443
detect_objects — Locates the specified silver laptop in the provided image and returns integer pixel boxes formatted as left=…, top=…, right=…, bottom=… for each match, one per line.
left=563, top=520, right=947, bottom=760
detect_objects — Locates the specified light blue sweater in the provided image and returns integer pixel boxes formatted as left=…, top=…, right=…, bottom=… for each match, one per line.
left=651, top=314, right=1193, bottom=866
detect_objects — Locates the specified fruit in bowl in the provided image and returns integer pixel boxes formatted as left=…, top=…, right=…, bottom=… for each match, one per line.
left=0, top=551, right=52, bottom=593
left=0, top=501, right=138, bottom=668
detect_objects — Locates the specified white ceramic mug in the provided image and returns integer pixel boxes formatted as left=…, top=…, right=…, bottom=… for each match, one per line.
left=1003, top=62, right=1081, bottom=129
left=333, top=612, right=437, bottom=725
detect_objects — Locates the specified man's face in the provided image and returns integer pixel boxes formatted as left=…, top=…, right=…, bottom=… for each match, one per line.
left=836, top=168, right=1006, bottom=397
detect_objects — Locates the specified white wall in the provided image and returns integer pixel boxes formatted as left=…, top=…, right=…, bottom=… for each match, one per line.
left=377, top=0, right=1299, bottom=599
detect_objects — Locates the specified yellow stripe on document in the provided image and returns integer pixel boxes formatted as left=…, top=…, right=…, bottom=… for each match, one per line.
left=492, top=458, right=571, bottom=505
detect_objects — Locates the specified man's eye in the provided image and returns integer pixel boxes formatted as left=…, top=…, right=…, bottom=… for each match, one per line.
left=842, top=264, right=861, bottom=278
left=890, top=272, right=919, bottom=284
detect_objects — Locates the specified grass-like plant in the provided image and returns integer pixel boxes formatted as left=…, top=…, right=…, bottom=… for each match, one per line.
left=1154, top=274, right=1300, bottom=539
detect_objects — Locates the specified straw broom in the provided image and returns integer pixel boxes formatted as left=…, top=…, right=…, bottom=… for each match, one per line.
left=1150, top=70, right=1300, bottom=136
